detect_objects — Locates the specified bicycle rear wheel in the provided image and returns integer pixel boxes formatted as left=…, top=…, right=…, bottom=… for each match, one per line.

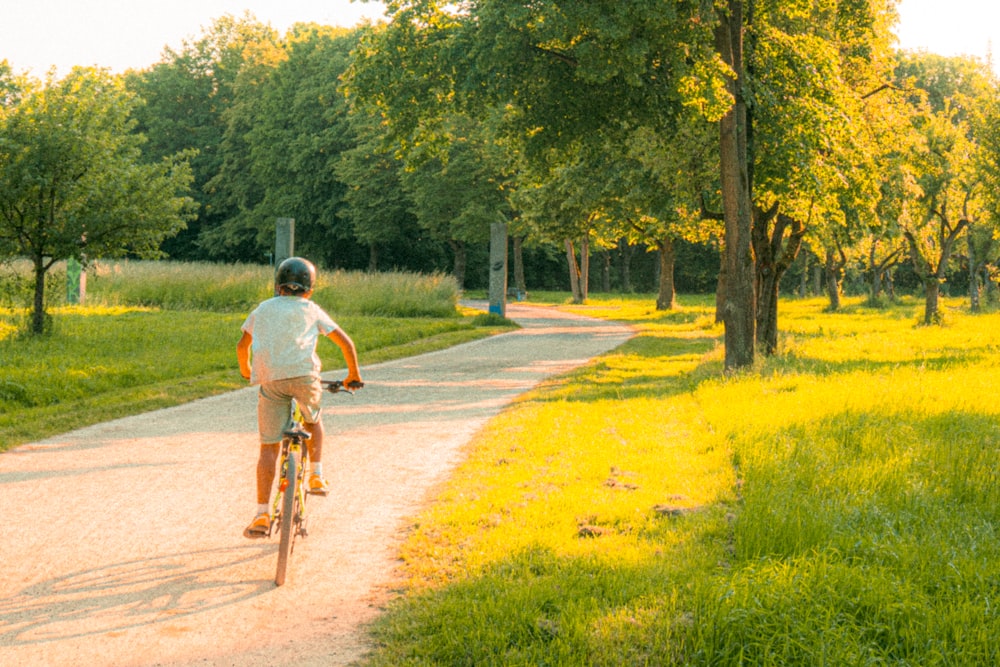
left=275, top=449, right=300, bottom=586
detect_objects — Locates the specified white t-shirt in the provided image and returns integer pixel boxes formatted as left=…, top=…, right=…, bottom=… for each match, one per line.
left=241, top=296, right=339, bottom=384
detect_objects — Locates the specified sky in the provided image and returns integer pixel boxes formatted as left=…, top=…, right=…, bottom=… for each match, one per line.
left=895, top=0, right=997, bottom=66
left=0, top=1, right=388, bottom=77
left=0, top=0, right=996, bottom=77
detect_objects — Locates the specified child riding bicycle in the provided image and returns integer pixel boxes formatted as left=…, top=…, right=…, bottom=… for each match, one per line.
left=237, top=257, right=363, bottom=538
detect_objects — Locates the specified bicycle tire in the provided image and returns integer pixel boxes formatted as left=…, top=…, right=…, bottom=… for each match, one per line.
left=275, top=449, right=299, bottom=586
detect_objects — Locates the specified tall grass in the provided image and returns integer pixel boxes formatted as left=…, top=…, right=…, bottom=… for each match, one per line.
left=83, top=260, right=460, bottom=317
left=362, top=294, right=1000, bottom=665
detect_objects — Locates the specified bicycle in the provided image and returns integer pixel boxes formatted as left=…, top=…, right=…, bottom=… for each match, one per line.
left=271, top=378, right=363, bottom=586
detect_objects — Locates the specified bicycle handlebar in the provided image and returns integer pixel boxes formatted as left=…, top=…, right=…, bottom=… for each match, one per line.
left=322, top=379, right=365, bottom=394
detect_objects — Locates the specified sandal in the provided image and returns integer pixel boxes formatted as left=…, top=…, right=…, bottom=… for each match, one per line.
left=243, top=513, right=270, bottom=538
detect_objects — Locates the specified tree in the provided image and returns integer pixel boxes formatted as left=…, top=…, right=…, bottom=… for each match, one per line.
left=510, top=148, right=608, bottom=303
left=204, top=23, right=366, bottom=266
left=969, top=69, right=1000, bottom=309
left=902, top=103, right=975, bottom=324
left=725, top=0, right=896, bottom=355
left=894, top=53, right=994, bottom=323
left=126, top=13, right=280, bottom=260
left=336, top=113, right=426, bottom=271
left=614, top=122, right=720, bottom=310
left=0, top=68, right=194, bottom=333
left=400, top=114, right=510, bottom=287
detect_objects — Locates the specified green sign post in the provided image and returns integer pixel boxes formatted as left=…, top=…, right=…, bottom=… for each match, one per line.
left=66, top=257, right=86, bottom=305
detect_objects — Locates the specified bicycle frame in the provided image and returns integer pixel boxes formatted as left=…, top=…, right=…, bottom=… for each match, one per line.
left=272, top=400, right=311, bottom=586
left=268, top=379, right=362, bottom=586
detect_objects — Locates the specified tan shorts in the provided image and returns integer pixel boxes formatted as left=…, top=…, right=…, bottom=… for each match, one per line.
left=257, top=375, right=323, bottom=444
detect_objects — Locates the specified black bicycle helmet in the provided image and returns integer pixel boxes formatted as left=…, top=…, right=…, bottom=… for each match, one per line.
left=275, top=256, right=316, bottom=295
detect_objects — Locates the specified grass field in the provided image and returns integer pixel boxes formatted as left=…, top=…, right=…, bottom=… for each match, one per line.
left=0, top=260, right=511, bottom=449
left=360, top=294, right=1000, bottom=666
left=5, top=260, right=1000, bottom=663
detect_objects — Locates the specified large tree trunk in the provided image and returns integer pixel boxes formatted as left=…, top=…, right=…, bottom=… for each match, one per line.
left=824, top=247, right=843, bottom=311
left=656, top=238, right=677, bottom=310
left=716, top=0, right=755, bottom=370
left=753, top=212, right=805, bottom=355
left=798, top=250, right=809, bottom=298
left=512, top=235, right=526, bottom=297
left=450, top=239, right=467, bottom=288
left=924, top=278, right=941, bottom=325
left=715, top=246, right=726, bottom=323
left=32, top=256, right=47, bottom=335
left=869, top=241, right=882, bottom=301
left=367, top=244, right=379, bottom=272
left=565, top=238, right=583, bottom=303
left=969, top=230, right=981, bottom=313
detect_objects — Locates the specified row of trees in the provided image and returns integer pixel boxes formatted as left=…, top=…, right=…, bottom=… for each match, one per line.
left=2, top=5, right=1000, bottom=368
left=347, top=0, right=1000, bottom=369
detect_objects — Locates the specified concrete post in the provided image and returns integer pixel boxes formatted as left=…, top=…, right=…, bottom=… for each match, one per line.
left=488, top=221, right=508, bottom=317
left=275, top=218, right=295, bottom=268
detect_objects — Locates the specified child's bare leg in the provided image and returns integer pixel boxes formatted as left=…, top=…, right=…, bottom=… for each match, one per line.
left=304, top=419, right=324, bottom=464
left=256, top=442, right=280, bottom=504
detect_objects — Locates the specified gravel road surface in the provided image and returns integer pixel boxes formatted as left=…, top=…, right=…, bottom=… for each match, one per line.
left=0, top=303, right=632, bottom=666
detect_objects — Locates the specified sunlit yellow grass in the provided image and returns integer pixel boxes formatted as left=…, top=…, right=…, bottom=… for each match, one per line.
left=368, top=293, right=1000, bottom=665
left=401, top=391, right=736, bottom=583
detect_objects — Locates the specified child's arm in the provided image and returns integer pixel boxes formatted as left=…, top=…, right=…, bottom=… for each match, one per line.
left=237, top=331, right=253, bottom=380
left=327, top=328, right=363, bottom=386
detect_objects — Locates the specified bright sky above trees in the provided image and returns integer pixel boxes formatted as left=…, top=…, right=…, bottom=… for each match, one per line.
left=0, top=0, right=995, bottom=77
left=896, top=0, right=998, bottom=67
left=1, top=1, right=387, bottom=76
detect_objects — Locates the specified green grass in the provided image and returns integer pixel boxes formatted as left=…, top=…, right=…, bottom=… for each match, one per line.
left=361, top=293, right=1000, bottom=666
left=8, top=263, right=1000, bottom=663
left=0, top=261, right=514, bottom=449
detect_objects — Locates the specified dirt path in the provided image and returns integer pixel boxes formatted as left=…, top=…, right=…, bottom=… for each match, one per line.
left=0, top=303, right=632, bottom=666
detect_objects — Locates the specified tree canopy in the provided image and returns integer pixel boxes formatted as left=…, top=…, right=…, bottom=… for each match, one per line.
left=6, top=6, right=1000, bottom=366
left=0, top=67, right=194, bottom=332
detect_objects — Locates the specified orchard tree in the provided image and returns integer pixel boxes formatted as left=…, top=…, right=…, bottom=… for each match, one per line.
left=0, top=68, right=194, bottom=333
left=721, top=0, right=897, bottom=355
left=612, top=122, right=721, bottom=310
left=902, top=103, right=977, bottom=324
left=510, top=138, right=652, bottom=303
left=974, top=89, right=1000, bottom=306
left=894, top=53, right=994, bottom=324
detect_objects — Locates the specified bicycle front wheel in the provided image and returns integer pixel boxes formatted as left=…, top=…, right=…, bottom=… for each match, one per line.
left=275, top=449, right=299, bottom=586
